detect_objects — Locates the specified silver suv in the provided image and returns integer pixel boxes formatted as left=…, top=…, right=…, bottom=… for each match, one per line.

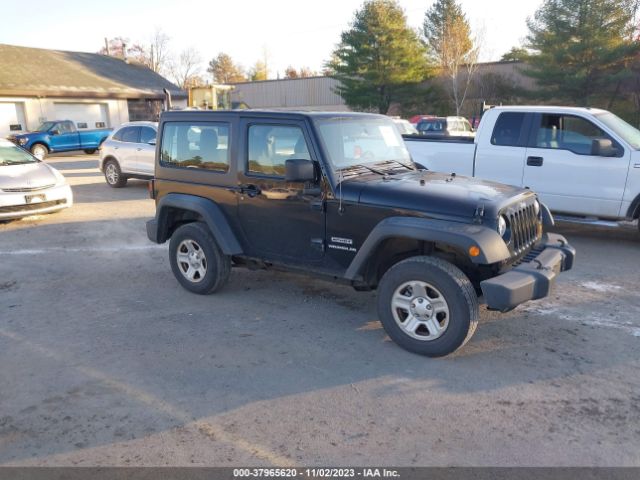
left=99, top=121, right=157, bottom=188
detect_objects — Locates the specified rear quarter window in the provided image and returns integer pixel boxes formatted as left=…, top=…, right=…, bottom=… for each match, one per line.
left=160, top=122, right=230, bottom=172
left=491, top=112, right=526, bottom=147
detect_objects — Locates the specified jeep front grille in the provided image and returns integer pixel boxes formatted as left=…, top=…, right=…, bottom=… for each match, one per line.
left=506, top=202, right=541, bottom=255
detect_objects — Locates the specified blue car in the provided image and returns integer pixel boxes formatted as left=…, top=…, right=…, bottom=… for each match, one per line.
left=8, top=120, right=112, bottom=160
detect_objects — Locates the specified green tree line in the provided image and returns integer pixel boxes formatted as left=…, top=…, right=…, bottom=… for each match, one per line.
left=326, top=0, right=640, bottom=123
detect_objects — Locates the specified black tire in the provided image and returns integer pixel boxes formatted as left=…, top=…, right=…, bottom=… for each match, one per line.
left=103, top=159, right=128, bottom=188
left=30, top=143, right=48, bottom=160
left=377, top=256, right=479, bottom=357
left=169, top=222, right=231, bottom=294
left=84, top=149, right=97, bottom=154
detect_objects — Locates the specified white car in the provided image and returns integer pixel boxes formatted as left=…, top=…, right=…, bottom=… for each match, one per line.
left=391, top=118, right=419, bottom=135
left=416, top=116, right=475, bottom=137
left=99, top=121, right=157, bottom=187
left=0, top=139, right=73, bottom=220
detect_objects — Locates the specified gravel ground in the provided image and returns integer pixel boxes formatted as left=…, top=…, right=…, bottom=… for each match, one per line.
left=0, top=154, right=639, bottom=467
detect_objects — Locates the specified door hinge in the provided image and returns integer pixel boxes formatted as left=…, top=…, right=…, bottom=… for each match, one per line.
left=311, top=200, right=325, bottom=212
left=311, top=238, right=325, bottom=251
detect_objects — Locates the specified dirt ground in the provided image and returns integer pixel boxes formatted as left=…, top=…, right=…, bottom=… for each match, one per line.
left=1, top=154, right=639, bottom=467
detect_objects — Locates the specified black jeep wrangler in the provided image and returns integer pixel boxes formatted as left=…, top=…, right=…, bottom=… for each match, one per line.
left=147, top=110, right=575, bottom=357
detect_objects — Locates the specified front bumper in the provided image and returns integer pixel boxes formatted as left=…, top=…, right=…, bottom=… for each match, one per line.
left=480, top=233, right=575, bottom=312
left=0, top=184, right=73, bottom=220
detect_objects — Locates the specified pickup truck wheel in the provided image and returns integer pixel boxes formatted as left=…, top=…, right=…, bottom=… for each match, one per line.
left=169, top=222, right=231, bottom=294
left=30, top=144, right=48, bottom=160
left=377, top=256, right=479, bottom=357
left=104, top=160, right=128, bottom=188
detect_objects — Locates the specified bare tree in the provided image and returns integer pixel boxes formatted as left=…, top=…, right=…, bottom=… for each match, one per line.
left=170, top=48, right=203, bottom=89
left=284, top=66, right=316, bottom=79
left=99, top=30, right=170, bottom=75
left=147, top=29, right=171, bottom=74
left=424, top=0, right=481, bottom=115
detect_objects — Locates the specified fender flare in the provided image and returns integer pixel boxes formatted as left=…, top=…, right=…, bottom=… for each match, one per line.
left=344, top=216, right=510, bottom=281
left=150, top=193, right=243, bottom=255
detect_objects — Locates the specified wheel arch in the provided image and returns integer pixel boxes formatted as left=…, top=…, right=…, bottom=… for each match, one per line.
left=344, top=216, right=510, bottom=283
left=152, top=193, right=243, bottom=256
left=627, top=193, right=640, bottom=219
left=30, top=141, right=49, bottom=153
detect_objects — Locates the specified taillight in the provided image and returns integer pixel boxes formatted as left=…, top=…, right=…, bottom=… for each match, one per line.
left=148, top=179, right=155, bottom=199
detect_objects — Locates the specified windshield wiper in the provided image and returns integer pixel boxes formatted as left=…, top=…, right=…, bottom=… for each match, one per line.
left=339, top=163, right=388, bottom=175
left=380, top=159, right=415, bottom=171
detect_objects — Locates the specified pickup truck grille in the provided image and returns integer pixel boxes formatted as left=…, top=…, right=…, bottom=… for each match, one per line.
left=505, top=201, right=542, bottom=256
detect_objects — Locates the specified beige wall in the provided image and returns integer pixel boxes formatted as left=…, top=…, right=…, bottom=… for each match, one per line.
left=0, top=97, right=129, bottom=133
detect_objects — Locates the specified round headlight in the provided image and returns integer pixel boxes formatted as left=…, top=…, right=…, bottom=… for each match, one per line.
left=18, top=138, right=28, bottom=145
left=534, top=200, right=540, bottom=216
left=498, top=215, right=507, bottom=237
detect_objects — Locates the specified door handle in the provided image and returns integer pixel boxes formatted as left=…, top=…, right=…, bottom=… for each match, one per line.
left=527, top=156, right=544, bottom=167
left=136, top=148, right=142, bottom=151
left=240, top=184, right=261, bottom=198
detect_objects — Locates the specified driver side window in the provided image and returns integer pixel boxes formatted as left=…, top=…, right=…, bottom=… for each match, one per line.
left=535, top=114, right=615, bottom=156
left=247, top=125, right=310, bottom=176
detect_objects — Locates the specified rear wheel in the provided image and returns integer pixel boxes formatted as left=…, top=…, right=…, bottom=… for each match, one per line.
left=30, top=143, right=48, bottom=160
left=377, top=256, right=479, bottom=357
left=104, top=159, right=127, bottom=188
left=169, top=222, right=231, bottom=294
left=84, top=149, right=97, bottom=154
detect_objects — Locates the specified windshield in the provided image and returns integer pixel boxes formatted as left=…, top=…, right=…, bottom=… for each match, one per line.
left=314, top=116, right=412, bottom=171
left=595, top=112, right=640, bottom=150
left=35, top=121, right=57, bottom=132
left=394, top=120, right=418, bottom=135
left=418, top=119, right=445, bottom=133
left=0, top=142, right=38, bottom=166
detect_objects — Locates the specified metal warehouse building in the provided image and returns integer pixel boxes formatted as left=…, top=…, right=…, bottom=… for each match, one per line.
left=0, top=44, right=186, bottom=137
left=230, top=76, right=348, bottom=111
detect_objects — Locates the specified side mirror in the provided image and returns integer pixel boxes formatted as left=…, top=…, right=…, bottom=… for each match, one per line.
left=50, top=129, right=60, bottom=136
left=285, top=159, right=316, bottom=182
left=591, top=138, right=619, bottom=157
left=148, top=139, right=157, bottom=146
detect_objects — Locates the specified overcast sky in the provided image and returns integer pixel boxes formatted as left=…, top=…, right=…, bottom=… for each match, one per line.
left=0, top=0, right=543, bottom=78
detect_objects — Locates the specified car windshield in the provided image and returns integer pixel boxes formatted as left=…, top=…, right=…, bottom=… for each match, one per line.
left=594, top=112, right=640, bottom=150
left=418, top=119, right=445, bottom=132
left=35, top=121, right=57, bottom=132
left=395, top=120, right=418, bottom=135
left=314, top=116, right=413, bottom=171
left=0, top=142, right=38, bottom=166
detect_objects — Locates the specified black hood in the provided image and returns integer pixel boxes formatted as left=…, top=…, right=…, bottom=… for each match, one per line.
left=340, top=170, right=535, bottom=220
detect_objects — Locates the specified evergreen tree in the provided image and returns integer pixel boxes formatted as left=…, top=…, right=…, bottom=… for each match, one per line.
left=207, top=53, right=246, bottom=84
left=525, top=0, right=639, bottom=105
left=328, top=0, right=431, bottom=114
left=500, top=47, right=530, bottom=62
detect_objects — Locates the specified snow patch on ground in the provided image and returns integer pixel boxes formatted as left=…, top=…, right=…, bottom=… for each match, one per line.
left=580, top=281, right=622, bottom=293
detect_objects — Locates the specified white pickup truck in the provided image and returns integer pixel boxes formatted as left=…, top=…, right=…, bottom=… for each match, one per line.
left=404, top=106, right=640, bottom=230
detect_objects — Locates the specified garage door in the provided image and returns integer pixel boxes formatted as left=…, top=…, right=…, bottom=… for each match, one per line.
left=54, top=103, right=109, bottom=129
left=0, top=102, right=27, bottom=137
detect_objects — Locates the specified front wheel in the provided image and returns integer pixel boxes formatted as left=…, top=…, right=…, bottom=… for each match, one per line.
left=169, top=222, right=231, bottom=294
left=377, top=256, right=479, bottom=357
left=30, top=144, right=48, bottom=160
